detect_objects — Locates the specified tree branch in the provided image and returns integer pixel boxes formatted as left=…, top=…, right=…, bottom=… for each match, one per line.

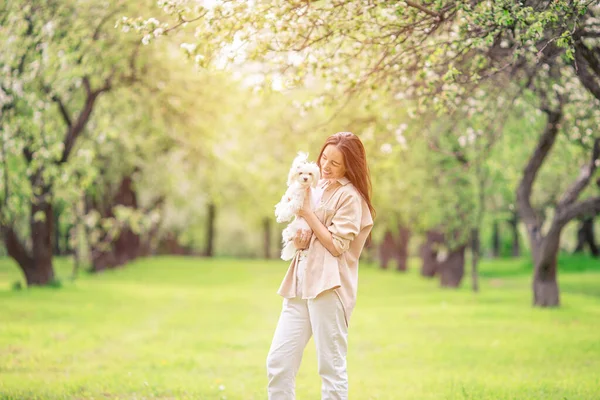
left=516, top=103, right=563, bottom=233
left=558, top=138, right=600, bottom=208
left=405, top=1, right=441, bottom=19
left=573, top=41, right=600, bottom=101
left=59, top=73, right=113, bottom=164
left=1, top=226, right=33, bottom=269
left=575, top=39, right=600, bottom=77
left=51, top=93, right=72, bottom=128
left=92, top=8, right=122, bottom=41
left=83, top=76, right=92, bottom=96
left=581, top=30, right=600, bottom=38
left=163, top=10, right=209, bottom=35
left=558, top=196, right=600, bottom=227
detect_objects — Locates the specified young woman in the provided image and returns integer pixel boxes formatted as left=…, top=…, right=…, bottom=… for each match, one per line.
left=267, top=132, right=375, bottom=400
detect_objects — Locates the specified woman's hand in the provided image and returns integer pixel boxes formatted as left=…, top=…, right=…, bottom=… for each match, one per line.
left=293, top=229, right=312, bottom=250
left=297, top=187, right=312, bottom=218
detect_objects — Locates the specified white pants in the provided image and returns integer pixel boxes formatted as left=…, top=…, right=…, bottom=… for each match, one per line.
left=266, top=290, right=349, bottom=400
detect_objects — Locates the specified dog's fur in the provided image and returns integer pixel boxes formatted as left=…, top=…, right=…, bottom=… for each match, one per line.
left=274, top=152, right=320, bottom=260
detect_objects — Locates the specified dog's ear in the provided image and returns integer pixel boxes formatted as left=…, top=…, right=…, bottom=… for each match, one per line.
left=287, top=165, right=296, bottom=186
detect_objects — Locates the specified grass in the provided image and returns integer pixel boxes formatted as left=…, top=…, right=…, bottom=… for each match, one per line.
left=0, top=254, right=599, bottom=399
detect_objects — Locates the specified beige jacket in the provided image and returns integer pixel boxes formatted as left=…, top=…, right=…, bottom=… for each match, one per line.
left=277, top=177, right=374, bottom=326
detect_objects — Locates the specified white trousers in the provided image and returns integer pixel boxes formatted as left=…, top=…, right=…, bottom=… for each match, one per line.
left=266, top=290, right=349, bottom=400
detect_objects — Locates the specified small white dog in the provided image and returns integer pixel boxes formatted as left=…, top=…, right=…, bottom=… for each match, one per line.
left=275, top=152, right=321, bottom=260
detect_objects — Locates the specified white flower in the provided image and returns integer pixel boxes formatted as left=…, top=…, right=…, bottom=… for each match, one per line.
left=146, top=18, right=160, bottom=26
left=142, top=35, right=151, bottom=45
left=181, top=42, right=197, bottom=53
left=395, top=134, right=407, bottom=149
left=380, top=143, right=393, bottom=154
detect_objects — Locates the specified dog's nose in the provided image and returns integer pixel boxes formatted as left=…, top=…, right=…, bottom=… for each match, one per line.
left=303, top=177, right=308, bottom=181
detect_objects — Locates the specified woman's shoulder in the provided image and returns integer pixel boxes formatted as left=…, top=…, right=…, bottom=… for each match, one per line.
left=335, top=182, right=373, bottom=226
left=339, top=181, right=360, bottom=197
left=334, top=182, right=363, bottom=207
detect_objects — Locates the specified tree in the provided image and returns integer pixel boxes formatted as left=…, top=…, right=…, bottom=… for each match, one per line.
left=0, top=1, right=169, bottom=285
left=516, top=93, right=600, bottom=306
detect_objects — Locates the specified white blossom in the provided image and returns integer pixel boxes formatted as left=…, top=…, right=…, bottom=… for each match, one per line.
left=380, top=143, right=393, bottom=154
left=180, top=42, right=197, bottom=53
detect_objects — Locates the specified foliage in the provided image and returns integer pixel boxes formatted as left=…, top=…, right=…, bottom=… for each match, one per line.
left=121, top=1, right=599, bottom=252
left=0, top=0, right=141, bottom=241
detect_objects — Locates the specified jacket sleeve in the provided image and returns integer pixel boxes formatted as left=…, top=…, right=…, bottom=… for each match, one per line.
left=327, top=191, right=362, bottom=256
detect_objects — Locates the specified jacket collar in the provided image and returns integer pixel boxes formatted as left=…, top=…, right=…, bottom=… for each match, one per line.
left=320, top=176, right=350, bottom=189
left=337, top=176, right=351, bottom=186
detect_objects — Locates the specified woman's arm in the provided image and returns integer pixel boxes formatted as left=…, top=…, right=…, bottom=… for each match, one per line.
left=298, top=187, right=361, bottom=257
left=302, top=208, right=340, bottom=256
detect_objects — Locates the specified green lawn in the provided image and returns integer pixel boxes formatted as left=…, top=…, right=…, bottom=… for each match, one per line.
left=1, top=254, right=599, bottom=399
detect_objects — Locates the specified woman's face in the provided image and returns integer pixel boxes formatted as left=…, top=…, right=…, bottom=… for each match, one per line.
left=320, top=145, right=346, bottom=180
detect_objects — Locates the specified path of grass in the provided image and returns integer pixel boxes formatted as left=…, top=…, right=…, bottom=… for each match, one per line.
left=1, top=255, right=599, bottom=399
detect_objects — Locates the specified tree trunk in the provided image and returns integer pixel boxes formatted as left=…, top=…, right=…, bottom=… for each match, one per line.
left=111, top=176, right=140, bottom=266
left=263, top=217, right=271, bottom=259
left=139, top=196, right=165, bottom=257
left=439, top=244, right=466, bottom=288
left=70, top=224, right=83, bottom=280
left=396, top=226, right=410, bottom=271
left=140, top=221, right=161, bottom=257
left=362, top=237, right=376, bottom=263
left=53, top=206, right=62, bottom=256
left=420, top=230, right=444, bottom=277
left=471, top=228, right=480, bottom=292
left=531, top=232, right=560, bottom=307
left=157, top=231, right=190, bottom=255
left=574, top=217, right=598, bottom=257
left=92, top=248, right=118, bottom=272
left=64, top=223, right=73, bottom=255
left=379, top=230, right=395, bottom=269
left=205, top=202, right=216, bottom=257
left=89, top=175, right=156, bottom=271
left=2, top=226, right=51, bottom=286
left=379, top=226, right=410, bottom=270
left=491, top=221, right=500, bottom=258
left=26, top=188, right=56, bottom=285
left=516, top=103, right=600, bottom=307
left=87, top=186, right=115, bottom=272
left=113, top=227, right=140, bottom=265
left=509, top=212, right=520, bottom=257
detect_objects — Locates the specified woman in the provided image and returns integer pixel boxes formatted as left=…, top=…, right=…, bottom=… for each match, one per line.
left=266, top=132, right=375, bottom=400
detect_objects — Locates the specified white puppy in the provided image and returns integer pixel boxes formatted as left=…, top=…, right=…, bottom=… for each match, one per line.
left=275, top=152, right=320, bottom=260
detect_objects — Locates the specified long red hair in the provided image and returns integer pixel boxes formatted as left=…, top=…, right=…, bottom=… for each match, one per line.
left=317, top=132, right=376, bottom=221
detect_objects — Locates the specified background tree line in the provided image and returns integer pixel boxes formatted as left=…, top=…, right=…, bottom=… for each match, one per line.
left=1, top=1, right=598, bottom=309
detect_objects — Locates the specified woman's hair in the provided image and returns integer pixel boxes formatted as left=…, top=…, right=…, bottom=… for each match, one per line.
left=317, top=132, right=376, bottom=220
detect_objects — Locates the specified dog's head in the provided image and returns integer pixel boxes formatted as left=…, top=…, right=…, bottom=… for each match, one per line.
left=287, top=152, right=321, bottom=188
